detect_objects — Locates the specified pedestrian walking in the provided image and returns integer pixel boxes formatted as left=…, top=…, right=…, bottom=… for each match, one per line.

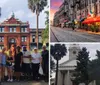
left=6, top=51, right=14, bottom=82
left=41, top=46, right=49, bottom=82
left=22, top=46, right=31, bottom=79
left=31, top=47, right=42, bottom=80
left=14, top=46, right=23, bottom=81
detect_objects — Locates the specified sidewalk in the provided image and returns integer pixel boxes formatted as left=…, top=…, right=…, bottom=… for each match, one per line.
left=76, top=29, right=100, bottom=35
left=61, top=27, right=100, bottom=35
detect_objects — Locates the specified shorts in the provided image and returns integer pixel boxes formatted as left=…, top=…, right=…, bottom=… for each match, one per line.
left=1, top=64, right=6, bottom=67
left=7, top=65, right=13, bottom=69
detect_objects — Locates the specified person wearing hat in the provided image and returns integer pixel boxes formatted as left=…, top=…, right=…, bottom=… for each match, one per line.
left=22, top=46, right=31, bottom=79
left=31, top=47, right=42, bottom=80
left=41, top=46, right=49, bottom=82
left=14, top=46, right=23, bottom=81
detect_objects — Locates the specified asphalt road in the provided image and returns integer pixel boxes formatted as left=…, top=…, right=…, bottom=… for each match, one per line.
left=50, top=26, right=100, bottom=42
left=2, top=81, right=48, bottom=85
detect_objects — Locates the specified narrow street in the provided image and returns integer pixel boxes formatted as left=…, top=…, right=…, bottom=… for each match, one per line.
left=50, top=26, right=100, bottom=42
left=2, top=81, right=48, bottom=85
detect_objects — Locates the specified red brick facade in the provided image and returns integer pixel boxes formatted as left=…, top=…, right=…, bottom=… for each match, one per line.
left=0, top=14, right=43, bottom=50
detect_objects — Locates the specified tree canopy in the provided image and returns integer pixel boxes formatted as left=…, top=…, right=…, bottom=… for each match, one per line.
left=28, top=0, right=47, bottom=14
left=51, top=44, right=67, bottom=60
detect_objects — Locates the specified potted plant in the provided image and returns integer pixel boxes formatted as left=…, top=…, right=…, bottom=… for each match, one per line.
left=90, top=25, right=95, bottom=32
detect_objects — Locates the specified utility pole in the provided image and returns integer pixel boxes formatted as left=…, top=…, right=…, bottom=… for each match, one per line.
left=0, top=7, right=1, bottom=17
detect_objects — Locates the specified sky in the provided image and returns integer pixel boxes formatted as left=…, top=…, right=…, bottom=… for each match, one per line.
left=0, top=0, right=49, bottom=28
left=50, top=0, right=63, bottom=21
left=51, top=43, right=100, bottom=64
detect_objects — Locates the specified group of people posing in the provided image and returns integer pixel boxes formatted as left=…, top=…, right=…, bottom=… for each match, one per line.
left=0, top=45, right=49, bottom=84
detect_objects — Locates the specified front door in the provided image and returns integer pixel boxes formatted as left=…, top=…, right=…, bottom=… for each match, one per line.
left=9, top=38, right=16, bottom=49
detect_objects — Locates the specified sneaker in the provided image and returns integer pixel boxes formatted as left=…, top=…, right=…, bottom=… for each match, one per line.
left=7, top=79, right=10, bottom=82
left=10, top=79, right=13, bottom=82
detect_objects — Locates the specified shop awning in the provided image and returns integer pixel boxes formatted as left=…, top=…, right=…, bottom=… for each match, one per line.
left=82, top=17, right=95, bottom=24
left=82, top=16, right=100, bottom=24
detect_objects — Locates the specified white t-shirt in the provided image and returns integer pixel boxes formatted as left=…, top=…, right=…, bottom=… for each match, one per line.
left=31, top=52, right=41, bottom=64
left=23, top=51, right=31, bottom=63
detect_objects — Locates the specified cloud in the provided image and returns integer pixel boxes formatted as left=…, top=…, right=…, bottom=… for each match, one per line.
left=14, top=10, right=25, bottom=19
left=27, top=13, right=34, bottom=18
left=0, top=0, right=9, bottom=7
left=50, top=9, right=57, bottom=21
left=51, top=2, right=62, bottom=8
left=0, top=0, right=48, bottom=28
left=0, top=17, right=6, bottom=22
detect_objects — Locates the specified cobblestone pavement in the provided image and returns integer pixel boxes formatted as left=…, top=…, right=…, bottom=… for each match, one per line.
left=1, top=81, right=48, bottom=85
left=50, top=26, right=100, bottom=42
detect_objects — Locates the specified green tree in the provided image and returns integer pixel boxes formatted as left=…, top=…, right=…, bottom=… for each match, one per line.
left=88, top=50, right=100, bottom=81
left=51, top=44, right=67, bottom=85
left=28, top=0, right=47, bottom=48
left=42, top=10, right=49, bottom=44
left=72, top=47, right=90, bottom=85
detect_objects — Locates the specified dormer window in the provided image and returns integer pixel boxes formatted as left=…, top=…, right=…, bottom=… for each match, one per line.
left=10, top=28, right=16, bottom=32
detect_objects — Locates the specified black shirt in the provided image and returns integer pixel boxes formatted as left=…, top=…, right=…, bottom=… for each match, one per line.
left=15, top=52, right=23, bottom=65
left=42, top=50, right=49, bottom=64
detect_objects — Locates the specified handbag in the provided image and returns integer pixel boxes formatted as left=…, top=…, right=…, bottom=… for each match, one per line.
left=39, top=65, right=44, bottom=75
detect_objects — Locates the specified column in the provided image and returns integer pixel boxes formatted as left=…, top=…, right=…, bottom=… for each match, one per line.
left=4, top=34, right=8, bottom=50
left=64, top=70, right=72, bottom=85
left=17, top=35, right=21, bottom=46
left=27, top=35, right=30, bottom=50
left=57, top=70, right=63, bottom=85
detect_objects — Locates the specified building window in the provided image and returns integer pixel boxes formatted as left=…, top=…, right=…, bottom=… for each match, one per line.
left=10, top=38, right=15, bottom=43
left=39, top=36, right=41, bottom=42
left=0, top=28, right=4, bottom=32
left=0, top=36, right=4, bottom=42
left=21, top=36, right=27, bottom=42
left=32, top=36, right=35, bottom=42
left=13, top=28, right=16, bottom=32
left=21, top=28, right=27, bottom=32
left=0, top=45, right=4, bottom=50
left=10, top=28, right=16, bottom=32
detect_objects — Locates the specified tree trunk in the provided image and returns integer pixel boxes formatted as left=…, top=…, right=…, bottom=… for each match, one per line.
left=36, top=13, right=39, bottom=49
left=55, top=60, right=59, bottom=85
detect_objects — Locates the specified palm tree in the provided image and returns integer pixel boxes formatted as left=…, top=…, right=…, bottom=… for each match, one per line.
left=51, top=44, right=67, bottom=85
left=28, top=0, right=47, bottom=49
